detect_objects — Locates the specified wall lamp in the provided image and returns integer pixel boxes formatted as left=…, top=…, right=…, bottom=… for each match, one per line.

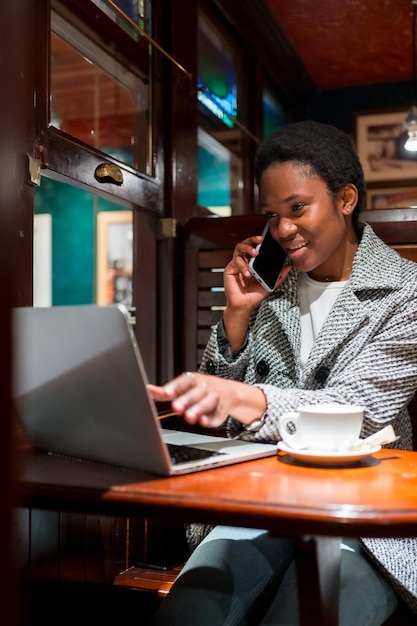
left=405, top=106, right=417, bottom=151
left=405, top=0, right=417, bottom=151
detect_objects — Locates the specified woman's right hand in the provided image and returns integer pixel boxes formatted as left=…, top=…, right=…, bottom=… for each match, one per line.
left=224, top=236, right=269, bottom=310
left=222, top=236, right=291, bottom=353
left=147, top=371, right=267, bottom=429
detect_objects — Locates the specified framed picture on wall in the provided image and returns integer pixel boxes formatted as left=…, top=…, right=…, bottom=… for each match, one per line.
left=366, top=186, right=417, bottom=209
left=96, top=210, right=133, bottom=307
left=355, top=109, right=417, bottom=183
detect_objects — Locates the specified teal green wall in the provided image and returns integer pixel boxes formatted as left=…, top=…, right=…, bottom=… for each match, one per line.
left=34, top=177, right=125, bottom=305
left=198, top=145, right=230, bottom=208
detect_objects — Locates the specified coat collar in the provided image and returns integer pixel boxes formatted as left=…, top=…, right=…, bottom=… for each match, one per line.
left=348, top=223, right=403, bottom=292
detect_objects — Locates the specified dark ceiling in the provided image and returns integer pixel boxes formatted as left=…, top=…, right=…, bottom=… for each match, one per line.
left=265, top=0, right=416, bottom=91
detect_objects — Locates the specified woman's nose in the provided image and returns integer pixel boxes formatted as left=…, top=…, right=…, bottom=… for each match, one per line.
left=273, top=218, right=297, bottom=239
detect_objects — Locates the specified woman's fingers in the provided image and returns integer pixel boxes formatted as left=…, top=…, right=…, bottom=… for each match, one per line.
left=147, top=372, right=197, bottom=402
left=146, top=383, right=170, bottom=400
left=163, top=371, right=198, bottom=397
left=148, top=373, right=228, bottom=427
left=232, top=237, right=262, bottom=262
left=172, top=379, right=219, bottom=423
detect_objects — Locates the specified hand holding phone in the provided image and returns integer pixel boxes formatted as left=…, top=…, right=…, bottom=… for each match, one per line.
left=248, top=223, right=287, bottom=292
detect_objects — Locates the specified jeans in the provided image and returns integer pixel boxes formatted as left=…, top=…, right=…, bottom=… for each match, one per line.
left=150, top=526, right=398, bottom=626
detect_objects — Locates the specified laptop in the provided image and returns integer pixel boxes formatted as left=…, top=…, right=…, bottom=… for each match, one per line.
left=12, top=304, right=277, bottom=476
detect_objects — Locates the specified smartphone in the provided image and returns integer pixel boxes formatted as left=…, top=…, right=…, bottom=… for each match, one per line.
left=248, top=223, right=287, bottom=292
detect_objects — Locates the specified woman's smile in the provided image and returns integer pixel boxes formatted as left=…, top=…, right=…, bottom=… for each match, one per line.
left=283, top=240, right=309, bottom=260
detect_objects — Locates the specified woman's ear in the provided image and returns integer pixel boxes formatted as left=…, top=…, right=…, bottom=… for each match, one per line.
left=339, top=183, right=358, bottom=215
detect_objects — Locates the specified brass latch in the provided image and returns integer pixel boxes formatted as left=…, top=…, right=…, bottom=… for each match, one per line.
left=27, top=144, right=47, bottom=186
left=159, top=218, right=177, bottom=238
left=94, top=163, right=124, bottom=185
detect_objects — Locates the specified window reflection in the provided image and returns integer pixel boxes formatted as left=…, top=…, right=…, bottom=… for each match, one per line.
left=96, top=211, right=133, bottom=307
left=262, top=88, right=287, bottom=138
left=198, top=12, right=238, bottom=128
left=50, top=12, right=150, bottom=173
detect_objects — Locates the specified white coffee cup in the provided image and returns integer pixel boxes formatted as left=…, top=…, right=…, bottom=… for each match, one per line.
left=278, top=404, right=364, bottom=452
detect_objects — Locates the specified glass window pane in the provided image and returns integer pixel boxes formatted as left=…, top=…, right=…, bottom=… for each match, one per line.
left=34, top=177, right=132, bottom=308
left=197, top=12, right=244, bottom=215
left=198, top=128, right=232, bottom=217
left=197, top=13, right=238, bottom=128
left=50, top=12, right=150, bottom=173
left=90, top=0, right=151, bottom=42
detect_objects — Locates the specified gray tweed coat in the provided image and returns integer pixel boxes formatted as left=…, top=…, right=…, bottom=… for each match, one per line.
left=198, top=222, right=417, bottom=612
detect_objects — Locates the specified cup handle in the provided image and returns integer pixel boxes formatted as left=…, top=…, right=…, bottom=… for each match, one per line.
left=278, top=412, right=305, bottom=449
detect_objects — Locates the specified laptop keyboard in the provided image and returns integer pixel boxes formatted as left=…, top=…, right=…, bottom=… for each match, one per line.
left=167, top=443, right=226, bottom=465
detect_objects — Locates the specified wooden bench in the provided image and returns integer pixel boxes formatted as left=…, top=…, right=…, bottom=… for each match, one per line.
left=114, top=563, right=184, bottom=599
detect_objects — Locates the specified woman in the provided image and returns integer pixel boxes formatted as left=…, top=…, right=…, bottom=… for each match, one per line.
left=148, top=121, right=417, bottom=624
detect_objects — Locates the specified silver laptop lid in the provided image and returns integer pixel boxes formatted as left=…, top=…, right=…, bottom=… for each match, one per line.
left=12, top=304, right=173, bottom=474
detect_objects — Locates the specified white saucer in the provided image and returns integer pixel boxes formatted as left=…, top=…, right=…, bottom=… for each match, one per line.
left=277, top=441, right=381, bottom=466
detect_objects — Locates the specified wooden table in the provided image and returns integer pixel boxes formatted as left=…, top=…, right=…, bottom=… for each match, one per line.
left=16, top=447, right=417, bottom=626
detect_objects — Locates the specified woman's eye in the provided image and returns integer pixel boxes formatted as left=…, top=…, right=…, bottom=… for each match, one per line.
left=264, top=211, right=278, bottom=219
left=292, top=202, right=305, bottom=212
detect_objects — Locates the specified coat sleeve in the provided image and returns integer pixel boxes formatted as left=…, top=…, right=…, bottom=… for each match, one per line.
left=199, top=318, right=254, bottom=380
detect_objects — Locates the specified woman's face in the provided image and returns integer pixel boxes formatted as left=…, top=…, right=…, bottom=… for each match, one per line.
left=259, top=161, right=358, bottom=281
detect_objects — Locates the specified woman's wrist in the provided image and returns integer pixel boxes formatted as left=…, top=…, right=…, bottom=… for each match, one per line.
left=223, top=307, right=252, bottom=353
left=231, top=382, right=267, bottom=426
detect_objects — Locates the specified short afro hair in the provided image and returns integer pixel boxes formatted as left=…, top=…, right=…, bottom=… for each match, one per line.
left=254, top=120, right=366, bottom=221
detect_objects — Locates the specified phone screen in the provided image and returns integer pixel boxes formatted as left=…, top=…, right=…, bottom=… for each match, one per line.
left=249, top=223, right=287, bottom=292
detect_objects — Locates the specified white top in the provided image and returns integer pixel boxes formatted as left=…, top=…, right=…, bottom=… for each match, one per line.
left=299, top=273, right=347, bottom=368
